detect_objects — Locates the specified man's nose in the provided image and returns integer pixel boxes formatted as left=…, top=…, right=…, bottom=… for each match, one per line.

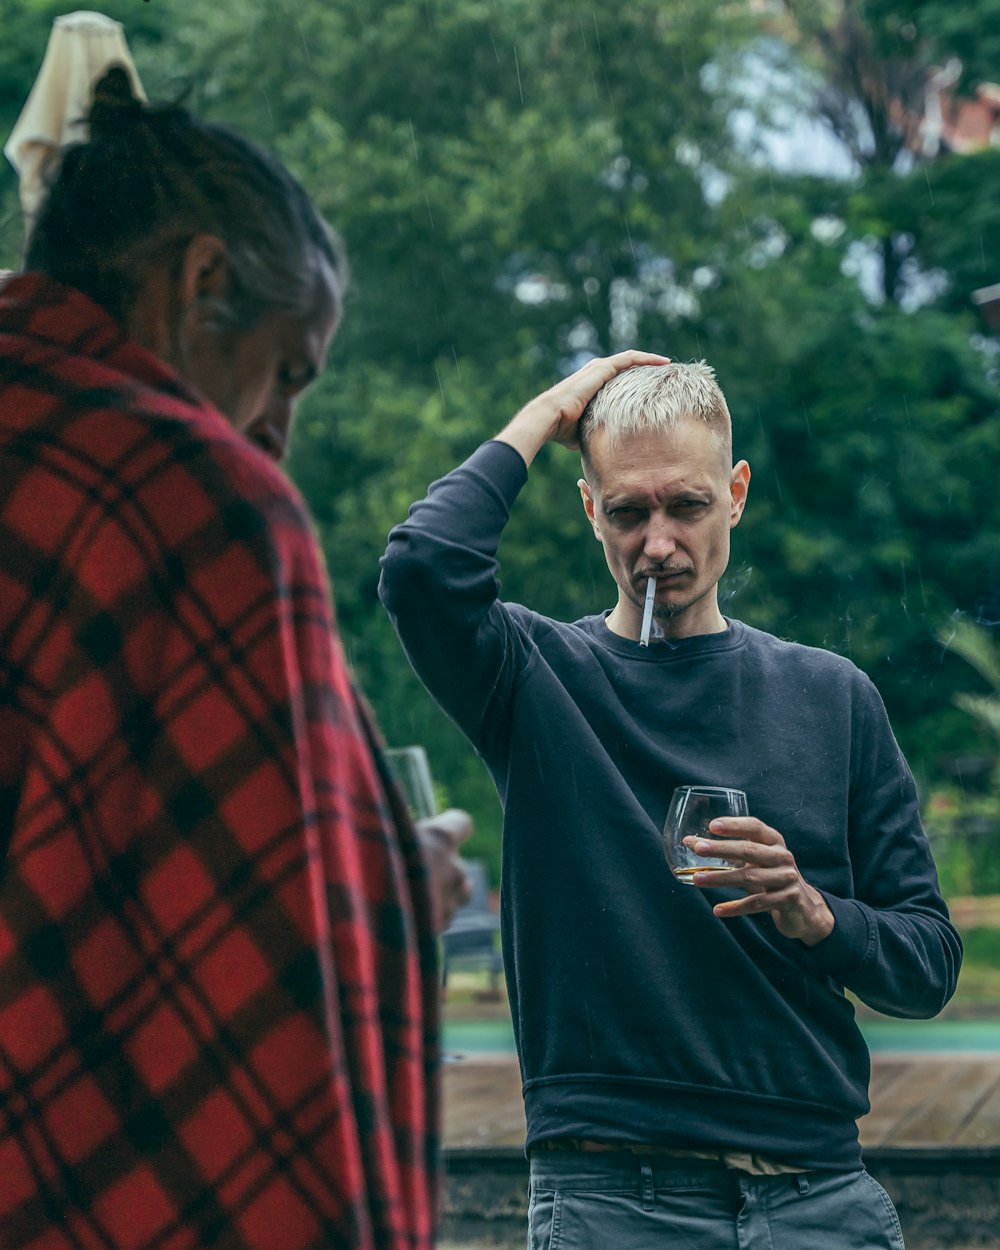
left=643, top=516, right=677, bottom=562
left=247, top=396, right=294, bottom=462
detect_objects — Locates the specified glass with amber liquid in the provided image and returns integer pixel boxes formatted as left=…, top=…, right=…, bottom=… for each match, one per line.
left=663, top=785, right=748, bottom=883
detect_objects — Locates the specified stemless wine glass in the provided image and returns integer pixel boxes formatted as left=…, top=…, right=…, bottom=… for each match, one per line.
left=384, top=745, right=438, bottom=822
left=663, top=785, right=748, bottom=884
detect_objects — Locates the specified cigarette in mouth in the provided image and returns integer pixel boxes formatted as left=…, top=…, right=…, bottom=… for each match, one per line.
left=639, top=576, right=656, bottom=647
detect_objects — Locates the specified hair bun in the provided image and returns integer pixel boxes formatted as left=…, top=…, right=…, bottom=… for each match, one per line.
left=89, top=66, right=142, bottom=138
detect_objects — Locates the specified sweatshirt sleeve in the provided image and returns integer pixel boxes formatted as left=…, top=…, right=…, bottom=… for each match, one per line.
left=378, top=441, right=533, bottom=752
left=807, top=677, right=962, bottom=1019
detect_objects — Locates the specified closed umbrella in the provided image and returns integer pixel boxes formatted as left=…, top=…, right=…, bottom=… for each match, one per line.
left=4, top=10, right=146, bottom=230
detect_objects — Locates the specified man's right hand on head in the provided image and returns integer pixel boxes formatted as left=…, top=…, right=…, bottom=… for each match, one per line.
left=496, top=350, right=671, bottom=467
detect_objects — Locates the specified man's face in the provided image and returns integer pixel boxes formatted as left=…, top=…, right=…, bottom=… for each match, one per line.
left=198, top=278, right=339, bottom=462
left=579, top=419, right=750, bottom=640
left=162, top=241, right=340, bottom=463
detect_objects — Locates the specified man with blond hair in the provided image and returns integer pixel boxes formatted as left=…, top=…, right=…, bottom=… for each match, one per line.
left=380, top=353, right=960, bottom=1248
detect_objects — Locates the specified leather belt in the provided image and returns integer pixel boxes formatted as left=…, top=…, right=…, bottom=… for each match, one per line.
left=534, top=1138, right=811, bottom=1176
left=536, top=1138, right=719, bottom=1157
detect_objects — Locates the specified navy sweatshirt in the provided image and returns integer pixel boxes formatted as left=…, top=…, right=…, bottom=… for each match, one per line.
left=379, top=440, right=962, bottom=1169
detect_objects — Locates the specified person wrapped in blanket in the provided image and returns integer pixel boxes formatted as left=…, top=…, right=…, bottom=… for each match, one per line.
left=0, top=67, right=470, bottom=1250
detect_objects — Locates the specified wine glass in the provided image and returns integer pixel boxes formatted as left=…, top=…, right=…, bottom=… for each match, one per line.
left=663, top=785, right=748, bottom=884
left=384, top=745, right=438, bottom=822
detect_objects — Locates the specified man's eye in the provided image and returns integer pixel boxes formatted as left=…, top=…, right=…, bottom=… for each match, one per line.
left=278, top=363, right=312, bottom=391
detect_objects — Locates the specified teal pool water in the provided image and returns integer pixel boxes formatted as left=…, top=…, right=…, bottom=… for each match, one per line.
left=443, top=1017, right=1000, bottom=1055
left=860, top=1018, right=1000, bottom=1052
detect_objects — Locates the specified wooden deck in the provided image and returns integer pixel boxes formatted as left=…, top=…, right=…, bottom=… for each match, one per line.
left=865, top=1053, right=1000, bottom=1153
left=443, top=1051, right=1000, bottom=1155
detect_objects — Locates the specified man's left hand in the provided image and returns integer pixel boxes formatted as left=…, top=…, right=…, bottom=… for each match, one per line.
left=685, top=818, right=835, bottom=946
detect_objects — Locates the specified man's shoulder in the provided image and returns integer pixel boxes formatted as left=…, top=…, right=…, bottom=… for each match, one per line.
left=508, top=604, right=607, bottom=639
left=20, top=381, right=311, bottom=569
left=737, top=621, right=875, bottom=691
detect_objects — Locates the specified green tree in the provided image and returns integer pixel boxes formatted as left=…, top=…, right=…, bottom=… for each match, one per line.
left=691, top=0, right=1000, bottom=783
left=3, top=0, right=998, bottom=875
left=928, top=621, right=1000, bottom=895
left=941, top=620, right=1000, bottom=756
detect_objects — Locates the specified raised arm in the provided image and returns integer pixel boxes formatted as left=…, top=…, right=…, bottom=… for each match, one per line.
left=380, top=351, right=669, bottom=748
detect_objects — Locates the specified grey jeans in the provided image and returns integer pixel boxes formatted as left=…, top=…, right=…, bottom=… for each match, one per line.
left=527, top=1151, right=905, bottom=1249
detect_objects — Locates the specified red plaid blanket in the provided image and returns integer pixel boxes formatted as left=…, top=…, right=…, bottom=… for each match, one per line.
left=0, top=275, right=440, bottom=1249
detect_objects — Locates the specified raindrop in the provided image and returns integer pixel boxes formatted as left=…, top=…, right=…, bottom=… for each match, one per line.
left=297, top=19, right=311, bottom=64
left=917, top=564, right=928, bottom=608
left=513, top=45, right=524, bottom=103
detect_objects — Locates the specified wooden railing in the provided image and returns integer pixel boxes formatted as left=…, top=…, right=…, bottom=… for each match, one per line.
left=947, top=896, right=1000, bottom=927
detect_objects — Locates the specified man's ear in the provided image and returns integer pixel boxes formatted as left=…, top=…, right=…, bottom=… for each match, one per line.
left=177, top=233, right=230, bottom=314
left=578, top=478, right=602, bottom=540
left=730, top=460, right=751, bottom=528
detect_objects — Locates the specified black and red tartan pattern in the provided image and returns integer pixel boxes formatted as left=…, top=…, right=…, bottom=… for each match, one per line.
left=0, top=275, right=441, bottom=1250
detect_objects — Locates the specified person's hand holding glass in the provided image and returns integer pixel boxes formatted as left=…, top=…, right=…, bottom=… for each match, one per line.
left=385, top=746, right=474, bottom=933
left=662, top=783, right=836, bottom=946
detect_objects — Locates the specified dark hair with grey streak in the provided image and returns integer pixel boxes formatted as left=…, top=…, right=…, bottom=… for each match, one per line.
left=579, top=360, right=732, bottom=480
left=24, top=66, right=348, bottom=328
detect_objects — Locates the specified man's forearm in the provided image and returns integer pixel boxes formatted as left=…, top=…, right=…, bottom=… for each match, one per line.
left=495, top=405, right=559, bottom=467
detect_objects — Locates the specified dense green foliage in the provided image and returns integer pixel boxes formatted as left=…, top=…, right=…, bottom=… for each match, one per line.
left=2, top=0, right=998, bottom=880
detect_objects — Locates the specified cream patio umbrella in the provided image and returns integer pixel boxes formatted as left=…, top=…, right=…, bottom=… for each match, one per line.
left=4, top=10, right=146, bottom=237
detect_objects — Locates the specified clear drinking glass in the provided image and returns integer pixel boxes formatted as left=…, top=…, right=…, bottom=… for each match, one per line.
left=663, top=785, right=748, bottom=884
left=384, top=745, right=438, bottom=822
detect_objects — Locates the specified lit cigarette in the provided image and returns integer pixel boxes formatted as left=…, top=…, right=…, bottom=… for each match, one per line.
left=639, top=576, right=656, bottom=647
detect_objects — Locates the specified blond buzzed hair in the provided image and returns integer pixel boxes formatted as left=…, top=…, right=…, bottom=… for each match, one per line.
left=579, top=361, right=732, bottom=473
